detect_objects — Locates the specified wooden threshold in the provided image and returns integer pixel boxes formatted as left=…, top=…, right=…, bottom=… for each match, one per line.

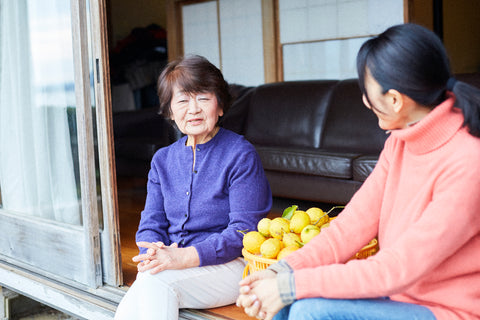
left=181, top=306, right=255, bottom=320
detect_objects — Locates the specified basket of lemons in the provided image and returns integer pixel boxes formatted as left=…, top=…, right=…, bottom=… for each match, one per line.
left=241, top=205, right=378, bottom=277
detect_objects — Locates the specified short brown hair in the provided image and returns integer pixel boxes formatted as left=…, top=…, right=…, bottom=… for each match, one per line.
left=157, top=55, right=231, bottom=120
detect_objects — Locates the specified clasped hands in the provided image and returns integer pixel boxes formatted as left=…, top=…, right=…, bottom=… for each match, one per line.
left=133, top=241, right=198, bottom=274
left=236, top=270, right=285, bottom=320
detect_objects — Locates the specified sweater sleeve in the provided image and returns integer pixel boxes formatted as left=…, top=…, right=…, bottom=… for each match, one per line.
left=135, top=158, right=170, bottom=254
left=192, top=150, right=272, bottom=266
left=288, top=140, right=480, bottom=300
left=284, top=138, right=391, bottom=270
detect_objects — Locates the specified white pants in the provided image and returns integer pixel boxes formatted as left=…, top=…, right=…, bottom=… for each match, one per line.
left=114, top=258, right=246, bottom=320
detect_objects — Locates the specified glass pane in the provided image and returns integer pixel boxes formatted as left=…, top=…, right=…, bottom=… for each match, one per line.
left=219, top=0, right=264, bottom=86
left=182, top=1, right=220, bottom=66
left=367, top=0, right=404, bottom=34
left=279, top=0, right=403, bottom=43
left=0, top=0, right=82, bottom=225
left=280, top=0, right=404, bottom=80
left=337, top=0, right=369, bottom=36
left=283, top=37, right=370, bottom=81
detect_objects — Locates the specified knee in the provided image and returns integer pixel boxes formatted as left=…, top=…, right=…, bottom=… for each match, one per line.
left=289, top=300, right=314, bottom=320
left=273, top=305, right=290, bottom=320
left=131, top=271, right=178, bottom=298
left=136, top=271, right=172, bottom=287
left=288, top=299, right=330, bottom=320
left=115, top=272, right=179, bottom=317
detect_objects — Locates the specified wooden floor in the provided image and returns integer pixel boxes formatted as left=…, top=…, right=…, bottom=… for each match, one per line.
left=117, top=176, right=147, bottom=287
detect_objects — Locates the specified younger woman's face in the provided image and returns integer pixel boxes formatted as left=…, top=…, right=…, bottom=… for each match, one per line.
left=362, top=69, right=404, bottom=131
left=170, top=86, right=223, bottom=143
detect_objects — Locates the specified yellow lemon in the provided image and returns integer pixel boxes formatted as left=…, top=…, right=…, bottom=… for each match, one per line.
left=260, top=238, right=283, bottom=259
left=320, top=222, right=330, bottom=229
left=257, top=218, right=272, bottom=237
left=283, top=232, right=302, bottom=248
left=306, top=207, right=329, bottom=227
left=277, top=246, right=299, bottom=260
left=269, top=217, right=290, bottom=239
left=289, top=210, right=311, bottom=233
left=300, top=225, right=321, bottom=244
left=243, top=231, right=266, bottom=254
left=321, top=216, right=336, bottom=229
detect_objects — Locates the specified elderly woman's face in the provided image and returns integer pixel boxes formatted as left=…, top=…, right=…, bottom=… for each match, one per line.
left=170, top=86, right=224, bottom=143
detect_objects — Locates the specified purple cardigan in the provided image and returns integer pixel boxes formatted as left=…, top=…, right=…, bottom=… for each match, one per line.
left=135, top=128, right=272, bottom=266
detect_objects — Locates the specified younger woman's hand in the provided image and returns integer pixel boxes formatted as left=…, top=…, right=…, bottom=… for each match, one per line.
left=237, top=270, right=284, bottom=319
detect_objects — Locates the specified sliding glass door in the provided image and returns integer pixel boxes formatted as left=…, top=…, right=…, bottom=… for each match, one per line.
left=0, top=0, right=112, bottom=288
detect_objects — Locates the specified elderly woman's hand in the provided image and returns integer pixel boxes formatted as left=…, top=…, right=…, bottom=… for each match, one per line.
left=133, top=241, right=200, bottom=274
left=237, top=270, right=285, bottom=320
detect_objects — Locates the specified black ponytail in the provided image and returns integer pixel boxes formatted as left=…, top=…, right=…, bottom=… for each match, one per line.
left=357, top=23, right=480, bottom=137
left=449, top=80, right=480, bottom=137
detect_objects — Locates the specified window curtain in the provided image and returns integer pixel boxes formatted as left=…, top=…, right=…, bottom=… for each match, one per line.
left=0, top=0, right=81, bottom=224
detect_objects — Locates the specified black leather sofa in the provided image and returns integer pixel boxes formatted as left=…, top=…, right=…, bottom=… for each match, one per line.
left=114, top=79, right=386, bottom=205
left=114, top=107, right=181, bottom=177
left=222, top=80, right=386, bottom=205
left=114, top=73, right=480, bottom=205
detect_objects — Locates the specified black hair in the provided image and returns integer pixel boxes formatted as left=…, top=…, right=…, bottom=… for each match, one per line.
left=357, top=23, right=480, bottom=137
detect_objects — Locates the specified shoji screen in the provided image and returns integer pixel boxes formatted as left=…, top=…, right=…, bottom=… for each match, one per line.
left=280, top=0, right=404, bottom=80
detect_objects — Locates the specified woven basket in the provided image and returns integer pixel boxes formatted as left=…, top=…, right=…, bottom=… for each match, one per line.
left=351, top=238, right=379, bottom=260
left=242, top=238, right=379, bottom=277
left=242, top=248, right=277, bottom=278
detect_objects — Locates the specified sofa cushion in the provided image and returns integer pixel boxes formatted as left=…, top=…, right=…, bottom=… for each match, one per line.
left=220, top=85, right=254, bottom=135
left=113, top=108, right=182, bottom=166
left=244, top=81, right=338, bottom=148
left=321, top=79, right=387, bottom=153
left=255, top=146, right=359, bottom=179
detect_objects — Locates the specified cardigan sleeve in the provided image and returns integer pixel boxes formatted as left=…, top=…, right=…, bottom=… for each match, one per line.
left=192, top=150, right=272, bottom=266
left=135, top=158, right=170, bottom=254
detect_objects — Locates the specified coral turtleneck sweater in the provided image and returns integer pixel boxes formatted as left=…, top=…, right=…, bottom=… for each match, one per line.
left=284, top=96, right=480, bottom=320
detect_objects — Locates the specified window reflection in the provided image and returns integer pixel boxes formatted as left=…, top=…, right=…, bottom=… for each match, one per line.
left=0, top=0, right=81, bottom=224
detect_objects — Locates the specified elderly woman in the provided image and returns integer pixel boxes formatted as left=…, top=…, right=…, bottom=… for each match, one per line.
left=115, top=55, right=272, bottom=320
left=237, top=23, right=480, bottom=320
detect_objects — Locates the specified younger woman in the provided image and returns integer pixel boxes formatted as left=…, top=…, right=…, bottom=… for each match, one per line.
left=237, top=23, right=480, bottom=320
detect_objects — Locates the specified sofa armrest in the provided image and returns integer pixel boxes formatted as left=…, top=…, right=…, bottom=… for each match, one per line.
left=352, top=155, right=379, bottom=182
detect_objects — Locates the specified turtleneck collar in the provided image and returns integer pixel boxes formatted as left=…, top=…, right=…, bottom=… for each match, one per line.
left=390, top=94, right=464, bottom=154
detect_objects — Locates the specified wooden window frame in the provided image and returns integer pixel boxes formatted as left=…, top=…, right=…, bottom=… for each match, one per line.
left=166, top=0, right=281, bottom=83
left=167, top=0, right=414, bottom=84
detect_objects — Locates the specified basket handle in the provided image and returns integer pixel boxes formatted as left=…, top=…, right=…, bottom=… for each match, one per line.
left=242, top=263, right=250, bottom=279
